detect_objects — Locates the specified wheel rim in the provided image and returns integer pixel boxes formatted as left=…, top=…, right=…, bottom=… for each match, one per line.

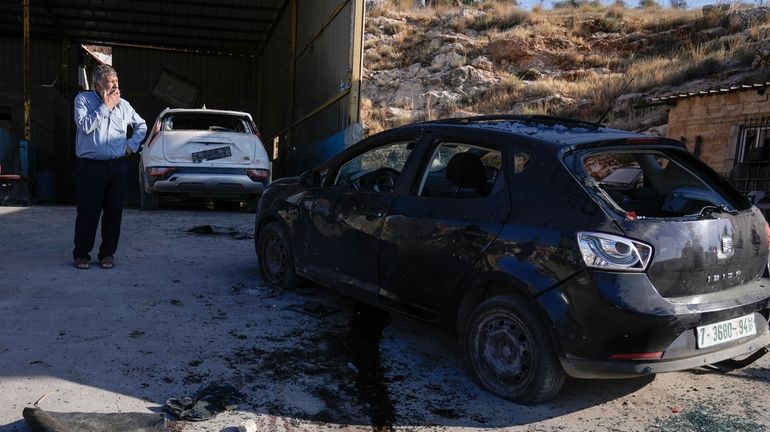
left=262, top=232, right=288, bottom=284
left=474, top=312, right=533, bottom=393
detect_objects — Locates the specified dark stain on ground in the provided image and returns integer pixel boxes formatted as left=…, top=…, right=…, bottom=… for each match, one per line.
left=221, top=300, right=397, bottom=429
left=344, top=302, right=396, bottom=431
left=187, top=225, right=253, bottom=240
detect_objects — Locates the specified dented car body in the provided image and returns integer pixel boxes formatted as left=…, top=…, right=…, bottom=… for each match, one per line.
left=254, top=115, right=770, bottom=403
left=138, top=108, right=270, bottom=210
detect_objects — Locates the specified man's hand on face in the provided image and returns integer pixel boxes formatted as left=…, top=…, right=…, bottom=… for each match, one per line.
left=101, top=87, right=121, bottom=110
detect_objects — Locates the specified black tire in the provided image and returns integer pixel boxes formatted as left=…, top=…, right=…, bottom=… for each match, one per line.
left=464, top=295, right=566, bottom=404
left=257, top=221, right=301, bottom=289
left=139, top=172, right=159, bottom=211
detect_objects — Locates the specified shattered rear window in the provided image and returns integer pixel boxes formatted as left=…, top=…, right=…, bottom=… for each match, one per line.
left=164, top=114, right=251, bottom=133
left=582, top=150, right=749, bottom=218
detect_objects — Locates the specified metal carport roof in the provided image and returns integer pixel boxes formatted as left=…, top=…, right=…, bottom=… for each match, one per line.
left=0, top=0, right=289, bottom=57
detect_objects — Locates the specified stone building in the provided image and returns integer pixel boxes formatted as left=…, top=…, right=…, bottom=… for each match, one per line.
left=654, top=82, right=770, bottom=196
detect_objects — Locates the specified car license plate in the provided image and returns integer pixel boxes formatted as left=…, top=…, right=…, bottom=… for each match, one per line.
left=696, top=314, right=756, bottom=349
left=191, top=146, right=231, bottom=163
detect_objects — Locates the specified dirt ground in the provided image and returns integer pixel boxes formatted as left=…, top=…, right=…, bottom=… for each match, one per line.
left=0, top=205, right=769, bottom=432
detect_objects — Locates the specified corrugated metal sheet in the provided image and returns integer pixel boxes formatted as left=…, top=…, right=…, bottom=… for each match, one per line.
left=293, top=1, right=352, bottom=121
left=260, top=9, right=290, bottom=142
left=261, top=10, right=290, bottom=84
left=0, top=38, right=62, bottom=85
left=296, top=0, right=348, bottom=50
left=259, top=0, right=359, bottom=177
left=292, top=97, right=349, bottom=172
left=113, top=46, right=259, bottom=126
left=0, top=0, right=288, bottom=56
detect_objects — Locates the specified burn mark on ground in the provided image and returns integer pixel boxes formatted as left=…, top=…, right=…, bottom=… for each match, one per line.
left=221, top=300, right=397, bottom=429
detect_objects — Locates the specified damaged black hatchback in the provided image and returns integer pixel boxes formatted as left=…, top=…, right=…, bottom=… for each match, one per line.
left=254, top=115, right=770, bottom=404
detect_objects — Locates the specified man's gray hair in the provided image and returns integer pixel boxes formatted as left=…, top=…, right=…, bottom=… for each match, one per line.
left=92, top=64, right=117, bottom=86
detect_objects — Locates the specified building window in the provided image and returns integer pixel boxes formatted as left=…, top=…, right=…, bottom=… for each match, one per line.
left=736, top=124, right=770, bottom=163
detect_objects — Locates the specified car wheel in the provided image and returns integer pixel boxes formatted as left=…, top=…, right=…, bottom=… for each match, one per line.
left=258, top=222, right=301, bottom=289
left=464, top=295, right=566, bottom=404
left=139, top=172, right=159, bottom=211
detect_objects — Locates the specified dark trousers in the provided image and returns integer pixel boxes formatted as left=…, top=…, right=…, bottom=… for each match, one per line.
left=73, top=157, right=127, bottom=261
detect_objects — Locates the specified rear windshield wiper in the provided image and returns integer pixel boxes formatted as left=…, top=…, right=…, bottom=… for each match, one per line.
left=698, top=205, right=737, bottom=218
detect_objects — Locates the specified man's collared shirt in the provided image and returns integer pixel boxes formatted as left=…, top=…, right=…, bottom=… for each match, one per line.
left=74, top=90, right=147, bottom=160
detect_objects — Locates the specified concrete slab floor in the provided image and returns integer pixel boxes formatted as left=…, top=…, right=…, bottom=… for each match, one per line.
left=0, top=205, right=769, bottom=432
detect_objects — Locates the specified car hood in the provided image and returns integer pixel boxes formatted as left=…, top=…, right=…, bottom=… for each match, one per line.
left=160, top=131, right=265, bottom=166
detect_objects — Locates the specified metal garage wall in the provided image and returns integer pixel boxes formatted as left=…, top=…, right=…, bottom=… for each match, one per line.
left=260, top=8, right=291, bottom=155
left=112, top=46, right=259, bottom=128
left=261, top=0, right=365, bottom=178
left=0, top=36, right=70, bottom=201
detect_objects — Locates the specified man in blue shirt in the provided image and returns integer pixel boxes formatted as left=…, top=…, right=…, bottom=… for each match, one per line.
left=72, top=64, right=147, bottom=269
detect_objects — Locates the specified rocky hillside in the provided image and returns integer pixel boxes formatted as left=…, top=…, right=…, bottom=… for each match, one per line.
left=360, top=1, right=770, bottom=136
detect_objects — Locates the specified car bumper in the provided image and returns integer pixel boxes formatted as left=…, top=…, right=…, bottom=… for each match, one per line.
left=149, top=173, right=266, bottom=198
left=539, top=271, right=770, bottom=378
left=560, top=328, right=770, bottom=378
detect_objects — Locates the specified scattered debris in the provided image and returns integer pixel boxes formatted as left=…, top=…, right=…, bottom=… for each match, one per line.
left=238, top=419, right=258, bottom=432
left=188, top=225, right=215, bottom=235
left=22, top=407, right=167, bottom=432
left=164, top=383, right=242, bottom=422
left=187, top=225, right=252, bottom=240
left=129, top=330, right=145, bottom=338
left=654, top=402, right=766, bottom=431
left=287, top=301, right=340, bottom=317
left=28, top=360, right=52, bottom=370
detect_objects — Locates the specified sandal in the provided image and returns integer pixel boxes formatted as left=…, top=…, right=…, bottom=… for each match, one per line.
left=99, top=256, right=114, bottom=269
left=74, top=257, right=90, bottom=270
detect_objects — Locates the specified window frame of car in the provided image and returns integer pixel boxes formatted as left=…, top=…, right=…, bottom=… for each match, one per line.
left=161, top=112, right=253, bottom=134
left=408, top=131, right=509, bottom=200
left=315, top=129, right=429, bottom=194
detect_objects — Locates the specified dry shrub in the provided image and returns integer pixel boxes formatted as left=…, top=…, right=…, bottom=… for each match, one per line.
left=396, top=28, right=434, bottom=67
left=621, top=8, right=700, bottom=33
left=468, top=74, right=525, bottom=113
left=594, top=10, right=624, bottom=33
left=466, top=4, right=531, bottom=32
left=488, top=36, right=532, bottom=67
left=383, top=21, right=404, bottom=35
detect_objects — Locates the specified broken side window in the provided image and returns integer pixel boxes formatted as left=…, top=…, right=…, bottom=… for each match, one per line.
left=417, top=142, right=502, bottom=199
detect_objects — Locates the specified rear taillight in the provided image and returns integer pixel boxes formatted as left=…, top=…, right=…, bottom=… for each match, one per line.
left=577, top=232, right=653, bottom=271
left=148, top=167, right=175, bottom=179
left=246, top=168, right=269, bottom=182
left=608, top=352, right=663, bottom=360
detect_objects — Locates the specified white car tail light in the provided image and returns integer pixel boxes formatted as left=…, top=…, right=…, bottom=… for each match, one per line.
left=577, top=232, right=652, bottom=271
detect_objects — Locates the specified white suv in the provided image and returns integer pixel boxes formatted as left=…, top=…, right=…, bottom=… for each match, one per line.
left=138, top=107, right=269, bottom=210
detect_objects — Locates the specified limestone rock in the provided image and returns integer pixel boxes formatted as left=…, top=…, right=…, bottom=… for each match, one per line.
left=471, top=56, right=494, bottom=72
left=431, top=51, right=466, bottom=71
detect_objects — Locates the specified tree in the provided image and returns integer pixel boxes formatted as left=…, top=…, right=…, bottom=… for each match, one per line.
left=639, top=0, right=660, bottom=8
left=670, top=0, right=687, bottom=8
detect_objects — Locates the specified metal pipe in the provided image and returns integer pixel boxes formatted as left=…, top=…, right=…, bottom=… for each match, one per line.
left=22, top=0, right=31, bottom=178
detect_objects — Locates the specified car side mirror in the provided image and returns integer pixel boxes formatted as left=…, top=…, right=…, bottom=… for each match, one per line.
left=299, top=169, right=321, bottom=188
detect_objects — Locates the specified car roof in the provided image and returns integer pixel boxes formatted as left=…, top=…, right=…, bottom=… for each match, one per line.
left=157, top=107, right=253, bottom=120
left=412, top=115, right=653, bottom=147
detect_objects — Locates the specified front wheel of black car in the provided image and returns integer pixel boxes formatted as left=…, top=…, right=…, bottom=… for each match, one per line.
left=465, top=295, right=566, bottom=404
left=257, top=222, right=301, bottom=289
